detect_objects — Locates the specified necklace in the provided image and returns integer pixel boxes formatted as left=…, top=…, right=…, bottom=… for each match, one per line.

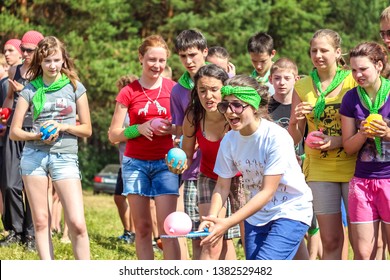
left=138, top=79, right=167, bottom=116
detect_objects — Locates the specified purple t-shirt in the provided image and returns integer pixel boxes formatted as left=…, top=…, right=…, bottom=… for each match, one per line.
left=170, top=83, right=200, bottom=181
left=340, top=87, right=390, bottom=179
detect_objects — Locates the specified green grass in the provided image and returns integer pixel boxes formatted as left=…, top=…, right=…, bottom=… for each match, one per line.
left=0, top=190, right=245, bottom=260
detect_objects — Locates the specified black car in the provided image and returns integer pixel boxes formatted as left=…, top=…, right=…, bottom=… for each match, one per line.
left=93, top=164, right=121, bottom=194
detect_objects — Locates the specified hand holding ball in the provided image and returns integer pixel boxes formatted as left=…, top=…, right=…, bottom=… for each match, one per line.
left=150, top=118, right=169, bottom=135
left=364, top=114, right=383, bottom=135
left=305, top=131, right=324, bottom=149
left=40, top=124, right=57, bottom=140
left=167, top=147, right=186, bottom=169
left=164, top=211, right=192, bottom=236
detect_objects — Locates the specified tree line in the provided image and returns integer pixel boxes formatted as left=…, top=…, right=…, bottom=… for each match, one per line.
left=0, top=0, right=388, bottom=186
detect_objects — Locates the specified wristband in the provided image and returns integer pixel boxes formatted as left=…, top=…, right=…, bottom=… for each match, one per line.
left=124, top=124, right=140, bottom=139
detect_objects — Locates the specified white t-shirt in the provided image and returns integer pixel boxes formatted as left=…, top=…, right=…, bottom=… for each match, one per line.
left=214, top=119, right=313, bottom=226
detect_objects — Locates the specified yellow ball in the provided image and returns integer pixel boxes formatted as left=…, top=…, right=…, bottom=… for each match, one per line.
left=364, top=114, right=383, bottom=133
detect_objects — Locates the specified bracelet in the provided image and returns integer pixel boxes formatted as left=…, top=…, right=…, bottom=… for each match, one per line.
left=124, top=124, right=140, bottom=139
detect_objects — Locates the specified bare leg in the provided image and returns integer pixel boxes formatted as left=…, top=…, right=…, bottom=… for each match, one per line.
left=114, top=194, right=131, bottom=232
left=176, top=185, right=189, bottom=259
left=317, top=213, right=345, bottom=259
left=55, top=179, right=90, bottom=260
left=154, top=194, right=180, bottom=260
left=128, top=195, right=154, bottom=259
left=293, top=238, right=309, bottom=260
left=350, top=221, right=378, bottom=260
left=23, top=175, right=53, bottom=260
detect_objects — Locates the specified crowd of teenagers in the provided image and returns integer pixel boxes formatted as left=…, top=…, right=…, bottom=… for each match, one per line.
left=0, top=6, right=390, bottom=260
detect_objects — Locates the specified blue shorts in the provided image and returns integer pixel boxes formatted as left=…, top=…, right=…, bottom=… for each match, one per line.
left=244, top=218, right=309, bottom=260
left=121, top=156, right=179, bottom=197
left=20, top=147, right=81, bottom=181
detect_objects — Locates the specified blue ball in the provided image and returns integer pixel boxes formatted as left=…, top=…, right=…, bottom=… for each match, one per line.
left=167, top=148, right=186, bottom=168
left=40, top=124, right=57, bottom=140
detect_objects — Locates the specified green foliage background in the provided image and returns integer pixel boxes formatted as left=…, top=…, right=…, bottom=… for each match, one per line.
left=0, top=0, right=388, bottom=187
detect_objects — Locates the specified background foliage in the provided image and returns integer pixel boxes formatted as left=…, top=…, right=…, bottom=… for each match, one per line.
left=0, top=0, right=388, bottom=187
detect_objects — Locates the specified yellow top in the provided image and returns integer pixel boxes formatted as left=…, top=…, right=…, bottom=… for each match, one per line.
left=294, top=73, right=358, bottom=182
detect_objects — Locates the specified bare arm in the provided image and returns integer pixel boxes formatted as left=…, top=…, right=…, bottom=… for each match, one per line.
left=341, top=115, right=367, bottom=155
left=181, top=113, right=197, bottom=168
left=66, top=93, right=92, bottom=138
left=200, top=174, right=281, bottom=247
left=10, top=97, right=40, bottom=141
left=3, top=66, right=17, bottom=108
left=108, top=102, right=128, bottom=144
left=288, top=90, right=309, bottom=145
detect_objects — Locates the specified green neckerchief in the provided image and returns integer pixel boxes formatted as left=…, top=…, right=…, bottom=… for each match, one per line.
left=357, top=76, right=390, bottom=156
left=221, top=85, right=261, bottom=109
left=310, top=67, right=350, bottom=126
left=178, top=71, right=194, bottom=90
left=30, top=74, right=70, bottom=120
left=250, top=68, right=270, bottom=85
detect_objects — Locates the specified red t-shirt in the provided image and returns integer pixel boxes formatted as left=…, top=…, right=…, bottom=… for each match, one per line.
left=116, top=78, right=176, bottom=160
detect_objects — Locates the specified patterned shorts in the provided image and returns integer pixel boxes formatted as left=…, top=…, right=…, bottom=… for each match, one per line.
left=197, top=173, right=242, bottom=239
left=183, top=180, right=200, bottom=231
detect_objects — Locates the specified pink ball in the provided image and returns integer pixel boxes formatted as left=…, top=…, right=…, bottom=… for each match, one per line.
left=164, top=211, right=192, bottom=236
left=305, top=131, right=324, bottom=149
left=150, top=118, right=167, bottom=135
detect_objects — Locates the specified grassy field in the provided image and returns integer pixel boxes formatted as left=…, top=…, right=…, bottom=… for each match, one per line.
left=2, top=190, right=389, bottom=260
left=0, top=189, right=245, bottom=260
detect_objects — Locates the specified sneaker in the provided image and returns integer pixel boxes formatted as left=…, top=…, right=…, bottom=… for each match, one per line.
left=0, top=230, right=22, bottom=247
left=24, top=235, right=36, bottom=252
left=118, top=230, right=135, bottom=244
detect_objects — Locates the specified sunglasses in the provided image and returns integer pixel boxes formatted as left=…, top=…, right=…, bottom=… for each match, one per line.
left=379, top=30, right=390, bottom=40
left=20, top=46, right=36, bottom=54
left=217, top=101, right=249, bottom=114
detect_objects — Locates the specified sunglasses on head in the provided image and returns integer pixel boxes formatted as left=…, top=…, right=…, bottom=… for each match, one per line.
left=379, top=30, right=390, bottom=40
left=20, top=46, right=36, bottom=54
left=217, top=101, right=249, bottom=114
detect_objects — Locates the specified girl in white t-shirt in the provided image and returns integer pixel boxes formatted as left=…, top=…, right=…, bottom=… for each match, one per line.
left=199, top=75, right=313, bottom=260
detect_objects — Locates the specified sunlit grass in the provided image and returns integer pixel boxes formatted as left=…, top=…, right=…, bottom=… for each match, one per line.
left=0, top=190, right=244, bottom=260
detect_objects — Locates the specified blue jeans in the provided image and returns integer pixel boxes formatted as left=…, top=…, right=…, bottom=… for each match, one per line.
left=20, top=147, right=81, bottom=181
left=122, top=156, right=179, bottom=197
left=244, top=218, right=309, bottom=260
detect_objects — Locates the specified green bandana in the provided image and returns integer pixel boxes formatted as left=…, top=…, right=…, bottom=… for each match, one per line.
left=178, top=71, right=194, bottom=90
left=250, top=69, right=270, bottom=85
left=310, top=68, right=350, bottom=125
left=30, top=74, right=70, bottom=120
left=221, top=85, right=261, bottom=109
left=357, top=76, right=390, bottom=156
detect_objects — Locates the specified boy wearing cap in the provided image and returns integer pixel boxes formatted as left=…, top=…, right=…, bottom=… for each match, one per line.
left=0, top=30, right=43, bottom=251
left=0, top=39, right=22, bottom=229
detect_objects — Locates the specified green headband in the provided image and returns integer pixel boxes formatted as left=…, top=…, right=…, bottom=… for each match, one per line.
left=221, top=85, right=261, bottom=109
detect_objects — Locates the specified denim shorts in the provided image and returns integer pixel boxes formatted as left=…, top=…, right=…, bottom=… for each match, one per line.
left=244, top=218, right=309, bottom=260
left=20, top=147, right=81, bottom=181
left=121, top=156, right=179, bottom=197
